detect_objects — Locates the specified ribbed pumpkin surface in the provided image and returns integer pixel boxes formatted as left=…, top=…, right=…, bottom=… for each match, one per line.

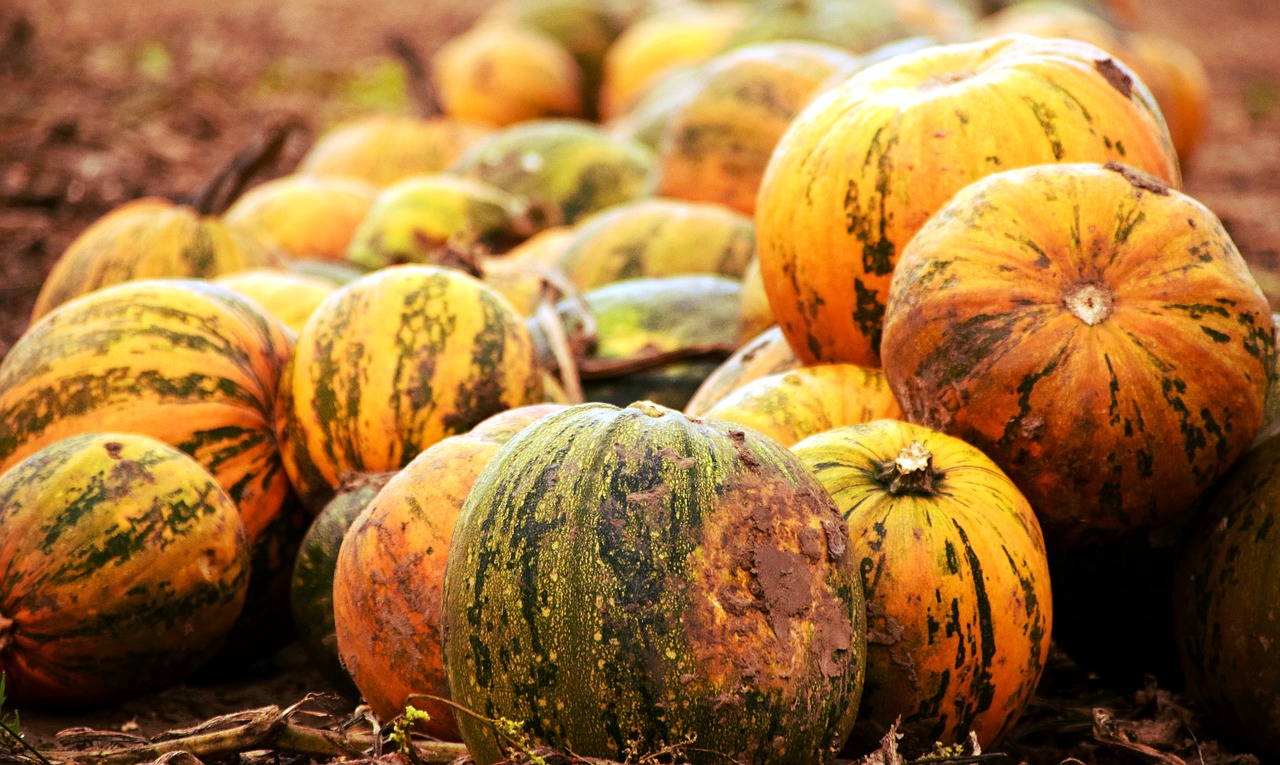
left=333, top=404, right=567, bottom=739
left=792, top=420, right=1051, bottom=753
left=881, top=162, right=1274, bottom=547
left=276, top=265, right=544, bottom=511
left=0, top=432, right=249, bottom=708
left=0, top=279, right=295, bottom=544
left=442, top=401, right=865, bottom=765
left=756, top=33, right=1180, bottom=367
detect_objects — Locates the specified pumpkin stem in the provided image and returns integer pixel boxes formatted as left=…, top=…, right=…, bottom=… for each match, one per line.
left=877, top=441, right=940, bottom=497
left=1064, top=281, right=1114, bottom=326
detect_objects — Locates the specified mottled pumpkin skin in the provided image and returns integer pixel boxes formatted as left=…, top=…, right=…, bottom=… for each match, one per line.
left=443, top=402, right=865, bottom=765
left=297, top=114, right=494, bottom=188
left=685, top=326, right=800, bottom=417
left=881, top=163, right=1274, bottom=548
left=0, top=279, right=295, bottom=546
left=31, top=200, right=284, bottom=320
left=704, top=364, right=903, bottom=448
left=332, top=404, right=567, bottom=739
left=656, top=41, right=857, bottom=216
left=1173, top=429, right=1280, bottom=758
left=554, top=197, right=755, bottom=290
left=792, top=420, right=1051, bottom=754
left=0, top=433, right=250, bottom=708
left=276, top=265, right=544, bottom=512
left=756, top=34, right=1180, bottom=367
left=224, top=174, right=378, bottom=263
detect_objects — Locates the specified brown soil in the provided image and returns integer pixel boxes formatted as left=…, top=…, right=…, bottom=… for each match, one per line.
left=2, top=0, right=1279, bottom=763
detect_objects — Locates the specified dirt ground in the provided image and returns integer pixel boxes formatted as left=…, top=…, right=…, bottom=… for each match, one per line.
left=2, top=0, right=1280, bottom=762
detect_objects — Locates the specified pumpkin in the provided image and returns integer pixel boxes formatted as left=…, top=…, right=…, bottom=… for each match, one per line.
left=599, top=3, right=749, bottom=119
left=685, top=325, right=801, bottom=417
left=333, top=404, right=568, bottom=739
left=723, top=0, right=909, bottom=54
left=881, top=162, right=1274, bottom=548
left=31, top=197, right=284, bottom=321
left=554, top=197, right=755, bottom=289
left=442, top=401, right=866, bottom=765
left=605, top=64, right=703, bottom=151
left=223, top=174, right=377, bottom=262
left=0, top=432, right=249, bottom=708
left=290, top=470, right=397, bottom=698
left=276, top=265, right=544, bottom=512
left=449, top=119, right=657, bottom=227
left=791, top=420, right=1052, bottom=753
left=431, top=23, right=585, bottom=127
left=738, top=258, right=774, bottom=343
left=655, top=41, right=858, bottom=216
left=1173, top=428, right=1280, bottom=758
left=703, top=364, right=903, bottom=448
left=528, top=275, right=744, bottom=410
left=481, top=226, right=578, bottom=316
left=756, top=33, right=1180, bottom=367
left=344, top=174, right=535, bottom=272
left=215, top=269, right=337, bottom=333
left=296, top=114, right=494, bottom=188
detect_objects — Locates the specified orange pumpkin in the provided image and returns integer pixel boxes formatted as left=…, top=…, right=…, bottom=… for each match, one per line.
left=881, top=162, right=1274, bottom=548
left=702, top=364, right=902, bottom=447
left=297, top=114, right=494, bottom=188
left=792, top=419, right=1051, bottom=753
left=223, top=174, right=377, bottom=262
left=685, top=325, right=800, bottom=417
left=332, top=404, right=567, bottom=736
left=756, top=34, right=1180, bottom=367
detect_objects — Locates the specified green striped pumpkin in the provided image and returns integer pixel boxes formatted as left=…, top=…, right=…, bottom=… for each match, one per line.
left=442, top=401, right=866, bottom=765
left=276, top=264, right=544, bottom=512
left=792, top=420, right=1052, bottom=754
left=0, top=432, right=250, bottom=708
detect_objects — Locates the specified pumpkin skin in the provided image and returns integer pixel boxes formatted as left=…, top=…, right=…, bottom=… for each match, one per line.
left=685, top=325, right=801, bottom=417
left=724, top=0, right=909, bottom=54
left=554, top=197, right=756, bottom=290
left=704, top=364, right=903, bottom=448
left=223, top=174, right=378, bottom=263
left=1173, top=429, right=1280, bottom=758
left=276, top=265, right=544, bottom=512
left=431, top=23, right=585, bottom=127
left=738, top=258, right=775, bottom=344
left=442, top=401, right=866, bottom=765
left=0, top=432, right=250, bottom=708
left=297, top=114, right=495, bottom=188
left=31, top=198, right=284, bottom=321
left=332, top=404, right=567, bottom=739
left=215, top=269, right=337, bottom=334
left=655, top=41, right=858, bottom=216
left=756, top=33, right=1180, bottom=366
left=449, top=119, right=657, bottom=227
left=881, top=162, right=1275, bottom=548
left=481, top=226, right=578, bottom=316
left=791, top=420, right=1051, bottom=754
left=290, top=469, right=397, bottom=698
left=0, top=279, right=295, bottom=547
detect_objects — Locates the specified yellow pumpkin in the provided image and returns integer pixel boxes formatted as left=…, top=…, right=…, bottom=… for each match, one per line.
left=297, top=114, right=494, bottom=188
left=224, top=174, right=377, bottom=262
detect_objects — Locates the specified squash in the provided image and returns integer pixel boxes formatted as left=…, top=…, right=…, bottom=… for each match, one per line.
left=0, top=432, right=249, bottom=708
left=881, top=162, right=1274, bottom=548
left=431, top=23, right=585, bottom=127
left=738, top=258, right=775, bottom=344
left=449, top=119, right=657, bottom=227
left=223, top=174, right=377, bottom=262
left=332, top=404, right=568, bottom=739
left=554, top=197, right=755, bottom=290
left=1173, top=428, right=1280, bottom=758
left=31, top=198, right=283, bottom=321
left=215, top=269, right=337, bottom=334
left=276, top=265, right=544, bottom=512
left=442, top=401, right=866, bottom=765
left=290, top=470, right=397, bottom=698
left=344, top=174, right=535, bottom=272
left=724, top=0, right=909, bottom=54
left=756, top=34, right=1180, bottom=367
left=792, top=420, right=1051, bottom=753
left=481, top=226, right=578, bottom=317
left=296, top=114, right=494, bottom=188
left=655, top=41, right=858, bottom=216
left=703, top=364, right=902, bottom=447
left=685, top=326, right=801, bottom=417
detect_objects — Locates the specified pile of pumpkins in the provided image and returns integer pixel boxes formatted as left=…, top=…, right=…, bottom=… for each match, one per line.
left=2, top=0, right=1278, bottom=761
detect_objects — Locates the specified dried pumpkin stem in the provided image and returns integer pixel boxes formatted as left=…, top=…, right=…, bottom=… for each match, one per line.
left=876, top=441, right=941, bottom=497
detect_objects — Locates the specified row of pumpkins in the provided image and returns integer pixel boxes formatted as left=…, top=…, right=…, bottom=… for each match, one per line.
left=1, top=0, right=1277, bottom=761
